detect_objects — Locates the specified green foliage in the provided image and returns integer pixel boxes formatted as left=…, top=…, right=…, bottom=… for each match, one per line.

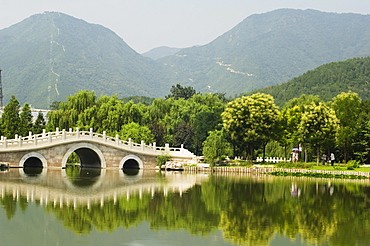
left=346, top=160, right=360, bottom=170
left=156, top=154, right=172, bottom=167
left=222, top=93, right=280, bottom=159
left=332, top=92, right=362, bottom=162
left=202, top=130, right=232, bottom=165
left=253, top=57, right=370, bottom=107
left=1, top=95, right=21, bottom=138
left=119, top=122, right=154, bottom=144
left=165, top=83, right=198, bottom=100
left=19, top=103, right=33, bottom=136
left=32, top=112, right=46, bottom=134
left=275, top=162, right=314, bottom=169
left=298, top=102, right=338, bottom=164
left=270, top=171, right=368, bottom=179
left=67, top=152, right=80, bottom=164
left=121, top=96, right=155, bottom=106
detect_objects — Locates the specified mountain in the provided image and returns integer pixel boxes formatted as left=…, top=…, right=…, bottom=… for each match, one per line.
left=0, top=12, right=170, bottom=108
left=159, top=9, right=370, bottom=96
left=3, top=9, right=370, bottom=108
left=249, top=57, right=370, bottom=107
left=142, top=46, right=182, bottom=60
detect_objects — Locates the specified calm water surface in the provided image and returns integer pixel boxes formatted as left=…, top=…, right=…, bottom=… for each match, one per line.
left=0, top=167, right=369, bottom=246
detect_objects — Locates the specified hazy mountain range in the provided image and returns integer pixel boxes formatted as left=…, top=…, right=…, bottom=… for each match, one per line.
left=1, top=9, right=370, bottom=108
left=142, top=46, right=182, bottom=60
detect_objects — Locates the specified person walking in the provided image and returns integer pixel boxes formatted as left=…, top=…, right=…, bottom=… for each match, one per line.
left=330, top=153, right=335, bottom=166
left=322, top=154, right=327, bottom=165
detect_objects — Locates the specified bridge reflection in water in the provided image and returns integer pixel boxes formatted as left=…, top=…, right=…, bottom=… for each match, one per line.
left=0, top=167, right=208, bottom=209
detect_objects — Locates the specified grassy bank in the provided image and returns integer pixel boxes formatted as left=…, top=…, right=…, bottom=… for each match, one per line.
left=227, top=160, right=370, bottom=172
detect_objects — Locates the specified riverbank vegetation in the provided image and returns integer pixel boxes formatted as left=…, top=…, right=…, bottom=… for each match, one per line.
left=1, top=84, right=370, bottom=167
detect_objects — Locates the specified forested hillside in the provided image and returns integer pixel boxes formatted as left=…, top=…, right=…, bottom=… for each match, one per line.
left=0, top=12, right=170, bottom=108
left=251, top=57, right=370, bottom=106
left=2, top=9, right=370, bottom=108
left=159, top=9, right=370, bottom=96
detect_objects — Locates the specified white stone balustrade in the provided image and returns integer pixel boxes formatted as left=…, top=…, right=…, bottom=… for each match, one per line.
left=0, top=129, right=195, bottom=158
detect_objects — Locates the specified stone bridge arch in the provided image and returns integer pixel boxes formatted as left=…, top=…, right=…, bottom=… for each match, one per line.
left=119, top=154, right=144, bottom=169
left=19, top=152, right=48, bottom=168
left=62, top=143, right=106, bottom=168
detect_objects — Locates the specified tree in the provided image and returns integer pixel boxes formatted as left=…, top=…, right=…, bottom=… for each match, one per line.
left=298, top=102, right=338, bottom=164
left=222, top=93, right=280, bottom=160
left=353, top=100, right=370, bottom=163
left=202, top=129, right=232, bottom=165
left=119, top=122, right=155, bottom=144
left=173, top=121, right=194, bottom=150
left=165, top=83, right=198, bottom=100
left=19, top=103, right=33, bottom=136
left=33, top=112, right=46, bottom=134
left=280, top=94, right=323, bottom=159
left=47, top=90, right=97, bottom=131
left=2, top=95, right=21, bottom=138
left=331, top=91, right=361, bottom=163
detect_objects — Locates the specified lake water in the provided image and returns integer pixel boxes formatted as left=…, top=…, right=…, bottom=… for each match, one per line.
left=0, top=167, right=369, bottom=246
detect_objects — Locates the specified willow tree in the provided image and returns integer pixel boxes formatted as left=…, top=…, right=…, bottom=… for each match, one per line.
left=47, top=90, right=97, bottom=131
left=222, top=93, right=280, bottom=160
left=298, top=102, right=338, bottom=164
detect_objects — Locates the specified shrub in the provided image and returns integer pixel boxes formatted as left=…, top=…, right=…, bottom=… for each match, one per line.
left=346, top=160, right=360, bottom=170
left=156, top=154, right=172, bottom=167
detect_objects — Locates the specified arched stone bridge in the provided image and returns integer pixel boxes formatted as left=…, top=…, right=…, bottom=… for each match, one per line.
left=0, top=128, right=196, bottom=169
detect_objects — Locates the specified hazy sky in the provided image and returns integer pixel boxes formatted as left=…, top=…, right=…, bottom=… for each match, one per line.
left=1, top=0, right=369, bottom=53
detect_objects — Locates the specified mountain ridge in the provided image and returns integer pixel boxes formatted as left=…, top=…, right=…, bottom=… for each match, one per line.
left=0, top=12, right=170, bottom=108
left=142, top=46, right=182, bottom=60
left=2, top=9, right=370, bottom=107
left=159, top=9, right=370, bottom=95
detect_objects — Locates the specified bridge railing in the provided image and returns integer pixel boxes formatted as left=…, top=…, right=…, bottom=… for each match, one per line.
left=0, top=128, right=196, bottom=158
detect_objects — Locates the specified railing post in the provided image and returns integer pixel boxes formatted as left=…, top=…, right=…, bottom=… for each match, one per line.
left=103, top=131, right=106, bottom=142
left=34, top=135, right=37, bottom=146
left=90, top=128, right=93, bottom=139
left=76, top=128, right=80, bottom=138
left=19, top=137, right=23, bottom=147
left=165, top=143, right=170, bottom=152
left=3, top=137, right=7, bottom=149
left=15, top=134, right=18, bottom=140
left=141, top=141, right=145, bottom=151
left=42, top=129, right=46, bottom=138
left=69, top=128, right=72, bottom=133
left=153, top=142, right=156, bottom=153
left=116, top=134, right=119, bottom=146
left=29, top=131, right=32, bottom=138
left=129, top=138, right=132, bottom=149
left=181, top=144, right=184, bottom=154
left=48, top=134, right=52, bottom=144
left=62, top=129, right=66, bottom=140
left=56, top=127, right=59, bottom=135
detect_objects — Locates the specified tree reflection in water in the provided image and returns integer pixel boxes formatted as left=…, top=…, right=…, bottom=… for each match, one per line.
left=1, top=171, right=370, bottom=246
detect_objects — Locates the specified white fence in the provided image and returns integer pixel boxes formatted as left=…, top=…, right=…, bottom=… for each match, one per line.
left=255, top=157, right=290, bottom=163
